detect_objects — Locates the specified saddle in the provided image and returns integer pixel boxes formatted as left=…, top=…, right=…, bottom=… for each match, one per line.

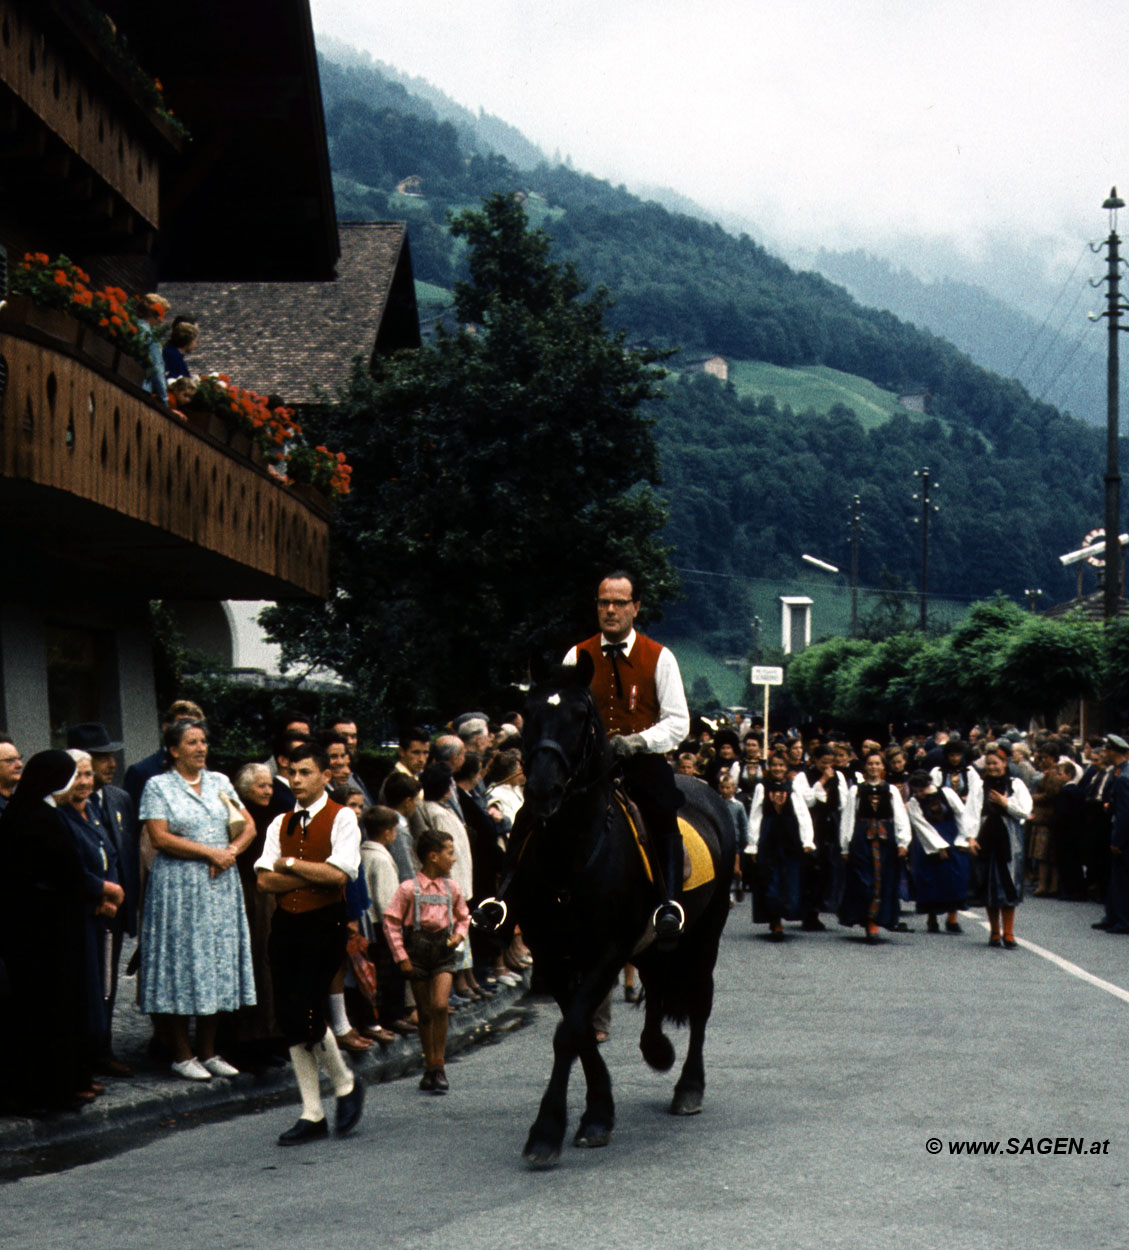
left=614, top=787, right=714, bottom=891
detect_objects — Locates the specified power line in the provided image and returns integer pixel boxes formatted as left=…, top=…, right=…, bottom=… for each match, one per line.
left=1010, top=242, right=1091, bottom=378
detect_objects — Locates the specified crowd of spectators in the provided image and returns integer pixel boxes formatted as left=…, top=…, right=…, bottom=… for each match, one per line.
left=0, top=702, right=531, bottom=1117
left=3, top=692, right=1125, bottom=1117
left=676, top=714, right=1126, bottom=946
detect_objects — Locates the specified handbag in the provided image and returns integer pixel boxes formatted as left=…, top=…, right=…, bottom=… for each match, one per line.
left=218, top=790, right=246, bottom=837
left=346, top=929, right=378, bottom=1005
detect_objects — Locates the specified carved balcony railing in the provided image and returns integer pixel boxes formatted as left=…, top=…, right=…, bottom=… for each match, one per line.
left=0, top=326, right=329, bottom=599
left=0, top=1, right=179, bottom=244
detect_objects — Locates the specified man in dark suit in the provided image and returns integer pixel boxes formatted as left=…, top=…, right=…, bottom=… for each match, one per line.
left=67, top=721, right=139, bottom=1076
left=1098, top=735, right=1129, bottom=935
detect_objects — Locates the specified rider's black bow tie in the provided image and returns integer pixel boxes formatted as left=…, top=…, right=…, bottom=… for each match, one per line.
left=602, top=641, right=629, bottom=696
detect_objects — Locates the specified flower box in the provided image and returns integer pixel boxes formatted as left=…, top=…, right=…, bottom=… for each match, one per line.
left=183, top=407, right=230, bottom=442
left=115, top=353, right=147, bottom=388
left=0, top=294, right=82, bottom=348
left=81, top=331, right=117, bottom=369
left=289, top=482, right=330, bottom=510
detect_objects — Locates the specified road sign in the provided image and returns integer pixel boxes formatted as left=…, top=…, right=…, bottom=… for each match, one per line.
left=751, top=665, right=784, bottom=686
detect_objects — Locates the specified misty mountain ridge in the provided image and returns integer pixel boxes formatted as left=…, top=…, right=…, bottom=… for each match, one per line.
left=317, top=38, right=1111, bottom=427
left=312, top=38, right=1113, bottom=626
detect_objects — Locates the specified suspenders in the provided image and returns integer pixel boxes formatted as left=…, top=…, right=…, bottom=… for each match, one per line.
left=413, top=879, right=454, bottom=933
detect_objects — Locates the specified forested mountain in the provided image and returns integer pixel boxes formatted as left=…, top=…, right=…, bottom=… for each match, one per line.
left=808, top=247, right=1114, bottom=430
left=315, top=45, right=1113, bottom=654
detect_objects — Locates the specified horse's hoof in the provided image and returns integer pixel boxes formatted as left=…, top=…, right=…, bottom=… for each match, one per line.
left=523, top=1142, right=562, bottom=1169
left=670, top=1088, right=703, bottom=1116
left=573, top=1124, right=612, bottom=1148
left=640, top=1032, right=676, bottom=1072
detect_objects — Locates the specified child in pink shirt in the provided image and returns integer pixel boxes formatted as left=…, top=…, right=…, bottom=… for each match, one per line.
left=383, top=829, right=470, bottom=1092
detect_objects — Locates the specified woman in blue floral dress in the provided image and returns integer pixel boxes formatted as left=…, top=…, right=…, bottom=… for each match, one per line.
left=139, top=719, right=257, bottom=1080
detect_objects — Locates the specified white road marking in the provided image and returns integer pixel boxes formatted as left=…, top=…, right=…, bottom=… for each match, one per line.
left=960, top=908, right=1129, bottom=1006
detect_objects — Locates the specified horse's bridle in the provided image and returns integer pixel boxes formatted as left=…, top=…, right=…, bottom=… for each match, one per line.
left=523, top=689, right=610, bottom=802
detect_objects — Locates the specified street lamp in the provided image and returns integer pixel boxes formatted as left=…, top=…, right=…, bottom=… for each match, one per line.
left=1090, top=187, right=1129, bottom=627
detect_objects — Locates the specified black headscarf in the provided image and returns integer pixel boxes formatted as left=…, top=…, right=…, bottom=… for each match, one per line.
left=0, top=749, right=76, bottom=843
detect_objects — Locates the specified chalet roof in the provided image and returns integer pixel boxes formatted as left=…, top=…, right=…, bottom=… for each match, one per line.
left=159, top=222, right=420, bottom=406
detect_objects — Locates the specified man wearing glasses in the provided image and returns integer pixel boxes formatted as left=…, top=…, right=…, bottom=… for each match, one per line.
left=0, top=735, right=22, bottom=815
left=565, top=572, right=691, bottom=944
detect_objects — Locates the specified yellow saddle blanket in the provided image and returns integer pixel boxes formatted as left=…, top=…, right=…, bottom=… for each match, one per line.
left=617, top=796, right=715, bottom=891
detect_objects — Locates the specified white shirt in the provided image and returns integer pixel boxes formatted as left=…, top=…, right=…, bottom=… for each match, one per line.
left=360, top=840, right=400, bottom=919
left=907, top=787, right=966, bottom=853
left=748, top=780, right=815, bottom=854
left=840, top=783, right=911, bottom=852
left=563, top=628, right=690, bottom=755
left=930, top=764, right=983, bottom=836
left=254, top=790, right=361, bottom=880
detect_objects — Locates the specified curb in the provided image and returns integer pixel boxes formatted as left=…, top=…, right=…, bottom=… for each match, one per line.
left=0, top=973, right=531, bottom=1181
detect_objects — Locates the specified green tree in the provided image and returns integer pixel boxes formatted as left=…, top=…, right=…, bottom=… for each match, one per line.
left=787, top=636, right=873, bottom=719
left=263, top=194, right=675, bottom=718
left=990, top=614, right=1103, bottom=725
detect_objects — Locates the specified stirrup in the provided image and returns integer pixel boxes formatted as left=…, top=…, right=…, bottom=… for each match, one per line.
left=471, top=897, right=508, bottom=931
left=652, top=900, right=685, bottom=935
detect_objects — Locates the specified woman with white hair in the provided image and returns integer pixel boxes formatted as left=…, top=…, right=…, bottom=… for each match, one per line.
left=139, top=719, right=257, bottom=1079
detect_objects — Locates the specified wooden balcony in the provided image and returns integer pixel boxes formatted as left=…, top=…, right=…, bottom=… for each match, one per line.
left=0, top=1, right=177, bottom=248
left=0, top=326, right=329, bottom=599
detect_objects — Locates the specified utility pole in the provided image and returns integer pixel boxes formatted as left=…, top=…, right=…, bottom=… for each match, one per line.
left=849, top=494, right=861, bottom=637
left=912, top=468, right=938, bottom=632
left=1091, top=188, right=1129, bottom=625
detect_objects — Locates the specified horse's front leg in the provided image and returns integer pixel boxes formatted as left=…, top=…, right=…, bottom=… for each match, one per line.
left=523, top=952, right=621, bottom=1166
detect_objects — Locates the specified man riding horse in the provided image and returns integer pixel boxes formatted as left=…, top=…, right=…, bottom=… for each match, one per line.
left=563, top=570, right=690, bottom=945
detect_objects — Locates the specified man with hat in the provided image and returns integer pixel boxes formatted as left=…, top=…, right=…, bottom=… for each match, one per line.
left=66, top=722, right=139, bottom=1076
left=1095, top=734, right=1129, bottom=934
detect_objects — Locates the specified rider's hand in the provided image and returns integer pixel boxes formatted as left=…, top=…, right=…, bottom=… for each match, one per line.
left=609, top=733, right=647, bottom=759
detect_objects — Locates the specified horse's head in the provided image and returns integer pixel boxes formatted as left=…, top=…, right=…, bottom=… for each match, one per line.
left=521, top=650, right=605, bottom=819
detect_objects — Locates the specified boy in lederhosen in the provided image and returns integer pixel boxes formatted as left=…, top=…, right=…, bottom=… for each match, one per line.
left=383, top=828, right=470, bottom=1093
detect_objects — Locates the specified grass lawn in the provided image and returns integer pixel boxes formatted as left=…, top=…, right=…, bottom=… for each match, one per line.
left=722, top=361, right=908, bottom=429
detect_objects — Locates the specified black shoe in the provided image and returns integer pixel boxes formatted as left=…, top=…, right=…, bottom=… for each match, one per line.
left=278, top=1117, right=328, bottom=1147
left=431, top=1068, right=449, bottom=1094
left=653, top=901, right=685, bottom=949
left=945, top=920, right=963, bottom=934
left=989, top=936, right=1001, bottom=948
left=1002, top=936, right=1018, bottom=949
left=927, top=915, right=940, bottom=933
left=768, top=927, right=785, bottom=942
left=800, top=916, right=826, bottom=932
left=335, top=1080, right=365, bottom=1136
left=419, top=1068, right=436, bottom=1091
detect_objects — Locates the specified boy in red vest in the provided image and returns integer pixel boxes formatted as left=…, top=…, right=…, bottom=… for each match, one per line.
left=256, top=743, right=365, bottom=1145
left=565, top=571, right=691, bottom=944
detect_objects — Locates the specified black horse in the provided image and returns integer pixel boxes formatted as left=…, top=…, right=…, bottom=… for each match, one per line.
left=492, top=652, right=735, bottom=1167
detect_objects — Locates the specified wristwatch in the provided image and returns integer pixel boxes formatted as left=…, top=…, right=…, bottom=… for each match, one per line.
left=284, top=856, right=296, bottom=870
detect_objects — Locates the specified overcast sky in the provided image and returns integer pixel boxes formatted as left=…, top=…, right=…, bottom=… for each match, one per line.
left=309, top=0, right=1129, bottom=289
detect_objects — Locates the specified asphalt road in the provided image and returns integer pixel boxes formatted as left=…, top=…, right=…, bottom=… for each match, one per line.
left=7, top=895, right=1128, bottom=1250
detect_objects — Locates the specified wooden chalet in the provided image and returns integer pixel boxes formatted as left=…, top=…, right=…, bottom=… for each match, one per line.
left=0, top=0, right=337, bottom=752
left=160, top=221, right=421, bottom=414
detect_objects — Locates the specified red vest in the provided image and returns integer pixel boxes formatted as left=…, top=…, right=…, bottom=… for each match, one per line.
left=577, top=632, right=664, bottom=737
left=278, top=798, right=346, bottom=914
